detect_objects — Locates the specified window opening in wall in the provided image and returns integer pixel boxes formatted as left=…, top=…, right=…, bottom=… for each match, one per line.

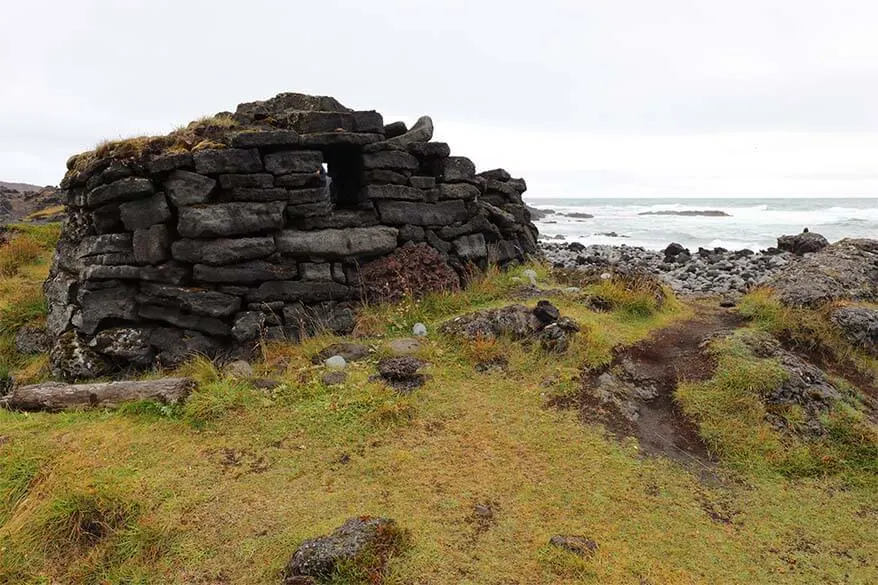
left=322, top=147, right=364, bottom=209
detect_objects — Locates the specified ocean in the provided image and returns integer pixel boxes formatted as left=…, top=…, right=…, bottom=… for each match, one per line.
left=528, top=197, right=878, bottom=251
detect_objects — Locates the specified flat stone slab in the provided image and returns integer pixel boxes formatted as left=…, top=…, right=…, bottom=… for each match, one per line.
left=384, top=337, right=423, bottom=356
left=276, top=226, right=398, bottom=259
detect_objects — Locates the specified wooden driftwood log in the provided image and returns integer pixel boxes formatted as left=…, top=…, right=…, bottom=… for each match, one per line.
left=1, top=377, right=195, bottom=412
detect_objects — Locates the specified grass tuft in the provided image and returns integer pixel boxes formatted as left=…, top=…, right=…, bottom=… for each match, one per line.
left=677, top=330, right=878, bottom=482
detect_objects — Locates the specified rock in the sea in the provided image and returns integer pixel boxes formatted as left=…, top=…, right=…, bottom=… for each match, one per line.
left=777, top=230, right=830, bottom=255
left=284, top=517, right=404, bottom=583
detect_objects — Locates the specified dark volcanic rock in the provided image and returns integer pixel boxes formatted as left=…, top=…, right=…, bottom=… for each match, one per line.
left=284, top=517, right=403, bottom=583
left=533, top=300, right=561, bottom=324
left=171, top=237, right=276, bottom=265
left=549, top=535, right=599, bottom=558
left=193, top=148, right=262, bottom=175
left=831, top=306, right=878, bottom=356
left=777, top=230, right=830, bottom=255
left=386, top=115, right=434, bottom=147
left=14, top=324, right=51, bottom=354
left=163, top=170, right=217, bottom=206
left=374, top=200, right=469, bottom=226
left=638, top=210, right=730, bottom=217
left=377, top=356, right=427, bottom=391
left=768, top=239, right=878, bottom=307
left=177, top=201, right=285, bottom=238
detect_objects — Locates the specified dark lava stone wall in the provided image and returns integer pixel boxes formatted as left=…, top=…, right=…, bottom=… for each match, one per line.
left=45, top=93, right=539, bottom=380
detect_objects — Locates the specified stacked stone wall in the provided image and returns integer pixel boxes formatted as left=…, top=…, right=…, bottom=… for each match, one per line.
left=46, top=93, right=539, bottom=378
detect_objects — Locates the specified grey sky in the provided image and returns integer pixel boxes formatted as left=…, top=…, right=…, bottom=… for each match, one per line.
left=3, top=0, right=878, bottom=196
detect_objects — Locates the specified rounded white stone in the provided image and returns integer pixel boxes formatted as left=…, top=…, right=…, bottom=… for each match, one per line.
left=324, top=355, right=347, bottom=370
left=412, top=323, right=428, bottom=337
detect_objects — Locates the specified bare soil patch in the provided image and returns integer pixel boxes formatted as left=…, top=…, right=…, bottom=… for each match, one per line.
left=569, top=305, right=745, bottom=470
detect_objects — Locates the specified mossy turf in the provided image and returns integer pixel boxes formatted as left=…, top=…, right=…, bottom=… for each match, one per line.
left=0, top=234, right=876, bottom=584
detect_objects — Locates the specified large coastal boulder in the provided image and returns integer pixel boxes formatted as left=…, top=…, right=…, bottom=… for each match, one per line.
left=768, top=239, right=878, bottom=307
left=777, top=230, right=830, bottom=255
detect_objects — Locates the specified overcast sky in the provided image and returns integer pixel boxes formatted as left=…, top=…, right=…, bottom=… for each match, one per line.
left=3, top=0, right=878, bottom=197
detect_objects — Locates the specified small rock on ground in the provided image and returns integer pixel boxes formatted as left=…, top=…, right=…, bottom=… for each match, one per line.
left=412, top=322, right=428, bottom=337
left=549, top=535, right=599, bottom=557
left=311, top=342, right=369, bottom=364
left=14, top=324, right=50, bottom=354
left=385, top=337, right=423, bottom=356
left=225, top=359, right=254, bottom=378
left=284, top=516, right=402, bottom=583
left=321, top=371, right=347, bottom=386
left=324, top=355, right=347, bottom=370
left=376, top=356, right=427, bottom=392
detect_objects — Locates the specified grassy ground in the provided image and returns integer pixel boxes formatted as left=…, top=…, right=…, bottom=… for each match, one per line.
left=0, top=226, right=875, bottom=584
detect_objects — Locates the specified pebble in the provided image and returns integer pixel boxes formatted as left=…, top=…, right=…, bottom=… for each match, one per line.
left=225, top=359, right=254, bottom=378
left=412, top=323, right=428, bottom=337
left=324, top=355, right=347, bottom=370
left=522, top=269, right=538, bottom=285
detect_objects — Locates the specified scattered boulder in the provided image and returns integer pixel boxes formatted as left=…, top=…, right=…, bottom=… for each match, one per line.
left=539, top=318, right=581, bottom=353
left=324, top=355, right=347, bottom=370
left=284, top=517, right=405, bottom=584
left=376, top=356, right=426, bottom=392
left=384, top=338, right=423, bottom=357
left=549, top=535, right=599, bottom=558
left=321, top=371, right=347, bottom=386
left=663, top=242, right=688, bottom=262
left=225, top=359, right=254, bottom=378
left=533, top=300, right=561, bottom=324
left=831, top=306, right=878, bottom=356
left=777, top=230, right=830, bottom=255
left=440, top=301, right=579, bottom=354
left=312, top=343, right=370, bottom=364
left=14, top=325, right=51, bottom=354
left=412, top=323, right=427, bottom=337
left=734, top=330, right=843, bottom=435
left=768, top=239, right=878, bottom=307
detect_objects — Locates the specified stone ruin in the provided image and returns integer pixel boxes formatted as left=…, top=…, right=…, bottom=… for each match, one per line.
left=45, top=93, right=539, bottom=379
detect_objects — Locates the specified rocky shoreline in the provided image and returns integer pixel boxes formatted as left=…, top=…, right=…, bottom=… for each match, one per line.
left=540, top=231, right=828, bottom=298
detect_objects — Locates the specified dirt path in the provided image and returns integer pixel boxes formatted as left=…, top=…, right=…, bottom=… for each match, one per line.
left=575, top=304, right=745, bottom=471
